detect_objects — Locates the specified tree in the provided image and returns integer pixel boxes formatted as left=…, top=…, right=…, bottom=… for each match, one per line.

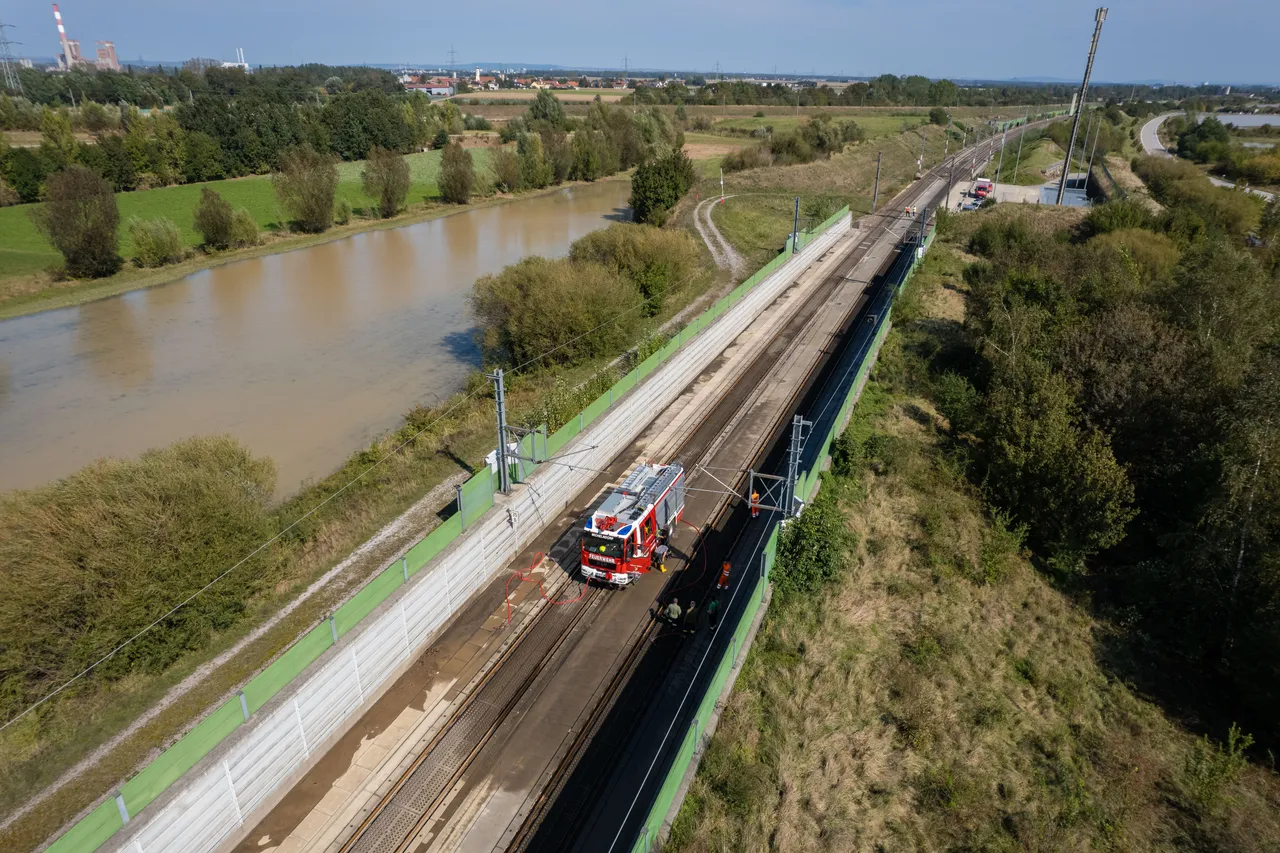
left=361, top=146, right=411, bottom=217
left=570, top=130, right=605, bottom=181
left=471, top=257, right=641, bottom=367
left=517, top=133, right=554, bottom=189
left=541, top=129, right=572, bottom=184
left=491, top=147, right=523, bottom=193
left=630, top=150, right=696, bottom=224
left=193, top=187, right=235, bottom=249
left=31, top=165, right=121, bottom=278
left=272, top=144, right=339, bottom=233
left=929, top=106, right=949, bottom=125
left=182, top=131, right=226, bottom=183
left=39, top=109, right=78, bottom=170
left=438, top=141, right=474, bottom=204
left=528, top=89, right=566, bottom=128
left=6, top=147, right=47, bottom=203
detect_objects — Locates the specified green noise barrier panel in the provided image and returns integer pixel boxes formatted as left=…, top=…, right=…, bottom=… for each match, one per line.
left=335, top=564, right=405, bottom=637
left=44, top=801, right=123, bottom=853
left=406, top=514, right=463, bottom=576
left=242, top=623, right=334, bottom=715
left=47, top=197, right=859, bottom=853
left=121, top=698, right=245, bottom=816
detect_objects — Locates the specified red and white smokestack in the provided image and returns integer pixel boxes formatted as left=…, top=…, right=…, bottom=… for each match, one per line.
left=52, top=4, right=73, bottom=70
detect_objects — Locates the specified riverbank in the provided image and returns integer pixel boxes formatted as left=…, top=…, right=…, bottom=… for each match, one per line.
left=0, top=174, right=628, bottom=321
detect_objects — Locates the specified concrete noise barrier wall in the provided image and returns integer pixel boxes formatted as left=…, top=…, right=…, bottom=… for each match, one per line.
left=71, top=213, right=853, bottom=853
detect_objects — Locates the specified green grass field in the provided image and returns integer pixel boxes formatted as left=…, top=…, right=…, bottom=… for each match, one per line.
left=710, top=113, right=929, bottom=139
left=981, top=136, right=1065, bottom=185
left=0, top=149, right=495, bottom=279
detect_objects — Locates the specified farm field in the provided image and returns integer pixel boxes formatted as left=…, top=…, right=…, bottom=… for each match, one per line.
left=0, top=149, right=495, bottom=280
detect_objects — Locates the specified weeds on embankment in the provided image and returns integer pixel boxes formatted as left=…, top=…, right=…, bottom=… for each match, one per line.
left=666, top=240, right=1280, bottom=852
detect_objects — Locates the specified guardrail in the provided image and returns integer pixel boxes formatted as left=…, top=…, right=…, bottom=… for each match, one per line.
left=44, top=207, right=853, bottom=853
left=627, top=222, right=937, bottom=852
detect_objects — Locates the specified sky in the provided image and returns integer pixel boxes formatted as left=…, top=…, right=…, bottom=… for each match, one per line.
left=4, top=0, right=1278, bottom=85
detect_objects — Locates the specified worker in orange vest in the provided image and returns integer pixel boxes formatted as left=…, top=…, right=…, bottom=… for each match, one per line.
left=717, top=560, right=731, bottom=590
left=750, top=490, right=760, bottom=518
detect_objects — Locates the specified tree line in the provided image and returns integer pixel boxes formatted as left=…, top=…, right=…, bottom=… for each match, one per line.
left=14, top=89, right=700, bottom=279
left=929, top=170, right=1280, bottom=746
left=0, top=89, right=469, bottom=204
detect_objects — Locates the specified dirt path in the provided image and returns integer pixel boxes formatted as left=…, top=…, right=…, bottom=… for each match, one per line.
left=693, top=195, right=746, bottom=276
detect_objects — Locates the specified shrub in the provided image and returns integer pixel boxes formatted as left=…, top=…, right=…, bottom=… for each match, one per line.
left=31, top=165, right=121, bottom=278
left=272, top=144, right=339, bottom=233
left=569, top=223, right=699, bottom=315
left=1180, top=724, right=1254, bottom=817
left=333, top=197, right=352, bottom=225
left=439, top=141, right=475, bottom=204
left=193, top=187, right=235, bottom=250
left=433, top=128, right=450, bottom=150
left=361, top=145, right=411, bottom=218
left=0, top=176, right=17, bottom=207
left=1082, top=197, right=1153, bottom=236
left=773, top=488, right=853, bottom=597
left=471, top=256, right=642, bottom=368
left=491, top=147, right=523, bottom=193
left=721, top=144, right=774, bottom=173
left=230, top=208, right=260, bottom=247
left=128, top=216, right=184, bottom=267
left=0, top=437, right=277, bottom=715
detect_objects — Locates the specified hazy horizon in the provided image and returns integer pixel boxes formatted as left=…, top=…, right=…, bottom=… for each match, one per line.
left=4, top=0, right=1278, bottom=86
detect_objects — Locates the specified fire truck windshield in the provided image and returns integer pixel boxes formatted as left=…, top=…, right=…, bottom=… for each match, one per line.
left=583, top=534, right=625, bottom=559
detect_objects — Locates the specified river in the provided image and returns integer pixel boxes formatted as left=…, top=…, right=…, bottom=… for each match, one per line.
left=0, top=180, right=631, bottom=496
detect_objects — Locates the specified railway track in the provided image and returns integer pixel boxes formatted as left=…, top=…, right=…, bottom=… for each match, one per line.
left=320, top=122, right=1044, bottom=853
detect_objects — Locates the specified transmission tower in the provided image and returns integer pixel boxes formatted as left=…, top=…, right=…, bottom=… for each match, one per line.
left=0, top=20, right=23, bottom=96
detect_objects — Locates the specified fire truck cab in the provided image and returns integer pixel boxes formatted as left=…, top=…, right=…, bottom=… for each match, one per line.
left=581, top=462, right=686, bottom=586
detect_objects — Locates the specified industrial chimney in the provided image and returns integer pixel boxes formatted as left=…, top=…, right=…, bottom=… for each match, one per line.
left=51, top=3, right=73, bottom=70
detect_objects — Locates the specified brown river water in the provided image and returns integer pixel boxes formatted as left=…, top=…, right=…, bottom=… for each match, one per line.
left=0, top=181, right=631, bottom=496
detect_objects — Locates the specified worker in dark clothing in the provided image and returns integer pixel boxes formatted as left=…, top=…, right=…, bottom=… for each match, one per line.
left=654, top=541, right=669, bottom=573
left=662, top=599, right=683, bottom=626
left=683, top=600, right=698, bottom=634
left=706, top=597, right=720, bottom=628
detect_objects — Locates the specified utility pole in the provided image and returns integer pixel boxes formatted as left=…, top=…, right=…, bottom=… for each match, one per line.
left=0, top=20, right=23, bottom=96
left=917, top=127, right=927, bottom=176
left=872, top=152, right=882, bottom=213
left=782, top=415, right=811, bottom=518
left=1011, top=110, right=1029, bottom=182
left=995, top=127, right=1007, bottom=185
left=1085, top=114, right=1103, bottom=195
left=488, top=369, right=511, bottom=494
left=1056, top=7, right=1109, bottom=205
left=947, top=153, right=956, bottom=208
left=791, top=197, right=800, bottom=253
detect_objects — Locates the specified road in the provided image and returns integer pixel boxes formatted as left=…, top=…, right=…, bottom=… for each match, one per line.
left=1141, top=112, right=1275, bottom=202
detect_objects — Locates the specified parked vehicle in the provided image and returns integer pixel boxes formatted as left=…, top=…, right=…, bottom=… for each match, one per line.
left=580, top=462, right=686, bottom=586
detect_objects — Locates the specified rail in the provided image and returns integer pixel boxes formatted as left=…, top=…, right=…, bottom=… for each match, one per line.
left=625, top=222, right=937, bottom=853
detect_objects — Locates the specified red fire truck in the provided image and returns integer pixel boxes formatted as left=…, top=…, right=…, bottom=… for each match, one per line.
left=973, top=178, right=994, bottom=198
left=581, top=462, right=686, bottom=586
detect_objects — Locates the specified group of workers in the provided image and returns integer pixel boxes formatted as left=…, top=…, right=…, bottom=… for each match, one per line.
left=658, top=557, right=732, bottom=635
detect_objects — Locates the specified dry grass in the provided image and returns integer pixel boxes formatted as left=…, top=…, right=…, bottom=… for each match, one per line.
left=666, top=242, right=1280, bottom=853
